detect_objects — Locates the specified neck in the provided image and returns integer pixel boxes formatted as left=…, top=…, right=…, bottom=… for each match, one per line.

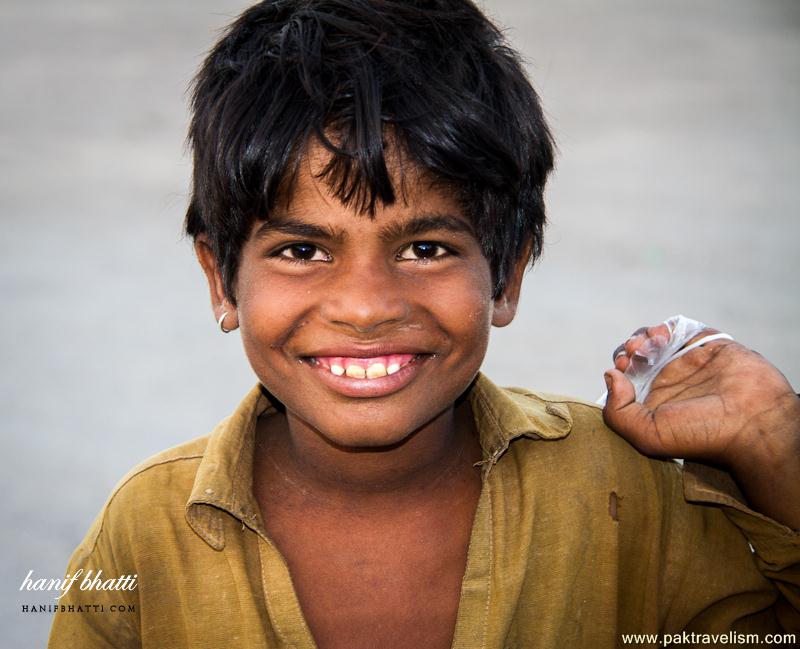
left=255, top=399, right=481, bottom=507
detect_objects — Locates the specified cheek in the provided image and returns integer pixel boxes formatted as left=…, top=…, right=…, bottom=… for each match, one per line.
left=427, top=266, right=494, bottom=349
left=235, top=273, right=310, bottom=368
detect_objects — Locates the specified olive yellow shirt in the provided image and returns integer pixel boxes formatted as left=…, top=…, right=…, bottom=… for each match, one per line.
left=48, top=374, right=799, bottom=648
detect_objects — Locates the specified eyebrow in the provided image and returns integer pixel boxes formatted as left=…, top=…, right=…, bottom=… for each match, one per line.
left=253, top=212, right=476, bottom=243
left=253, top=217, right=346, bottom=244
left=377, top=213, right=476, bottom=242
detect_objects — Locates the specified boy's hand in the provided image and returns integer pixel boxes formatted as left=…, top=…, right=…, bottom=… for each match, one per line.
left=602, top=325, right=800, bottom=530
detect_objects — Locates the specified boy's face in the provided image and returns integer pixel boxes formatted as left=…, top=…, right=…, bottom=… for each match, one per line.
left=198, top=145, right=526, bottom=448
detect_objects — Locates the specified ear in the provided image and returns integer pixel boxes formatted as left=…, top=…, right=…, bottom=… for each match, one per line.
left=491, top=246, right=530, bottom=328
left=195, top=235, right=239, bottom=332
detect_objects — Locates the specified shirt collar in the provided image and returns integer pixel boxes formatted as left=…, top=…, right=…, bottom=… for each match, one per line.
left=468, top=373, right=573, bottom=467
left=186, top=373, right=573, bottom=549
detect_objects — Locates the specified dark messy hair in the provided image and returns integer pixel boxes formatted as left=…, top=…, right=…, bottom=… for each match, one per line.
left=185, top=0, right=554, bottom=300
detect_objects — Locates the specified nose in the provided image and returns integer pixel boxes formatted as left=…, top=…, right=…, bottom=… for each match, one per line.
left=319, top=259, right=410, bottom=333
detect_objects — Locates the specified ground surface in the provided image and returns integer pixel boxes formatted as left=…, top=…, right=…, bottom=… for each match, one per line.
left=2, top=1, right=798, bottom=646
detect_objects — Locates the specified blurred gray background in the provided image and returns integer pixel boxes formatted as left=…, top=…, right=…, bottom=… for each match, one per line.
left=2, top=0, right=798, bottom=646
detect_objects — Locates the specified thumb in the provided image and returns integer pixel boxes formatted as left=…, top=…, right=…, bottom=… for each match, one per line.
left=602, top=369, right=664, bottom=457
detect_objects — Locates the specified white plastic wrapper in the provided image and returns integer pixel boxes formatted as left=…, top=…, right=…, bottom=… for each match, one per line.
left=596, top=314, right=733, bottom=406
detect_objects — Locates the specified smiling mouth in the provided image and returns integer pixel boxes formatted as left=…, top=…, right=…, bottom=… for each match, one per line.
left=304, top=354, right=430, bottom=379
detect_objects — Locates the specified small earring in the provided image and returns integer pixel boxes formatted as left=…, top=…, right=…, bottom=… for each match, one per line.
left=218, top=311, right=234, bottom=334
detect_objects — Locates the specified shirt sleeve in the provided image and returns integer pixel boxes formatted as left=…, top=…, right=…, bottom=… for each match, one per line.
left=681, top=461, right=800, bottom=633
left=47, top=508, right=141, bottom=649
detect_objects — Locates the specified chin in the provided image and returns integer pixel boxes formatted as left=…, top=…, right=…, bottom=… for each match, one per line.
left=311, top=419, right=423, bottom=451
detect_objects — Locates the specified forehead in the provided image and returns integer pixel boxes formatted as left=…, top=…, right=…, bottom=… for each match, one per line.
left=275, top=138, right=464, bottom=223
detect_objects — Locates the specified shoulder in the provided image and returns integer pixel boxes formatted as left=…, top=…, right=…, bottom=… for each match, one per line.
left=494, top=388, right=695, bottom=544
left=76, top=431, right=215, bottom=556
left=501, top=385, right=616, bottom=444
left=504, top=387, right=601, bottom=418
left=110, top=433, right=210, bottom=503
left=498, top=386, right=682, bottom=489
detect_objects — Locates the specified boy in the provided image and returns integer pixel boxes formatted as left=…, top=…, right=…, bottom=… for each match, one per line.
left=49, top=1, right=799, bottom=647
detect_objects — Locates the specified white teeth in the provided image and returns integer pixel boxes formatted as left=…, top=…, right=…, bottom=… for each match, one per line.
left=333, top=360, right=406, bottom=379
left=366, top=363, right=387, bottom=379
left=345, top=364, right=367, bottom=379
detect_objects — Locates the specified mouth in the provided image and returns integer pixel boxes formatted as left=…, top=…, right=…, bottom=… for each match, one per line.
left=300, top=352, right=435, bottom=397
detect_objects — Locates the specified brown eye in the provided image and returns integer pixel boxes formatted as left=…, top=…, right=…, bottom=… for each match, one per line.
left=277, top=243, right=330, bottom=262
left=397, top=242, right=450, bottom=261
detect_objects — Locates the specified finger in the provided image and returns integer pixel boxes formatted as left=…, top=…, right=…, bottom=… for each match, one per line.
left=613, top=324, right=671, bottom=372
left=613, top=346, right=630, bottom=372
left=612, top=327, right=648, bottom=371
left=622, top=327, right=648, bottom=357
left=626, top=324, right=670, bottom=358
left=646, top=323, right=671, bottom=343
left=602, top=369, right=669, bottom=458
